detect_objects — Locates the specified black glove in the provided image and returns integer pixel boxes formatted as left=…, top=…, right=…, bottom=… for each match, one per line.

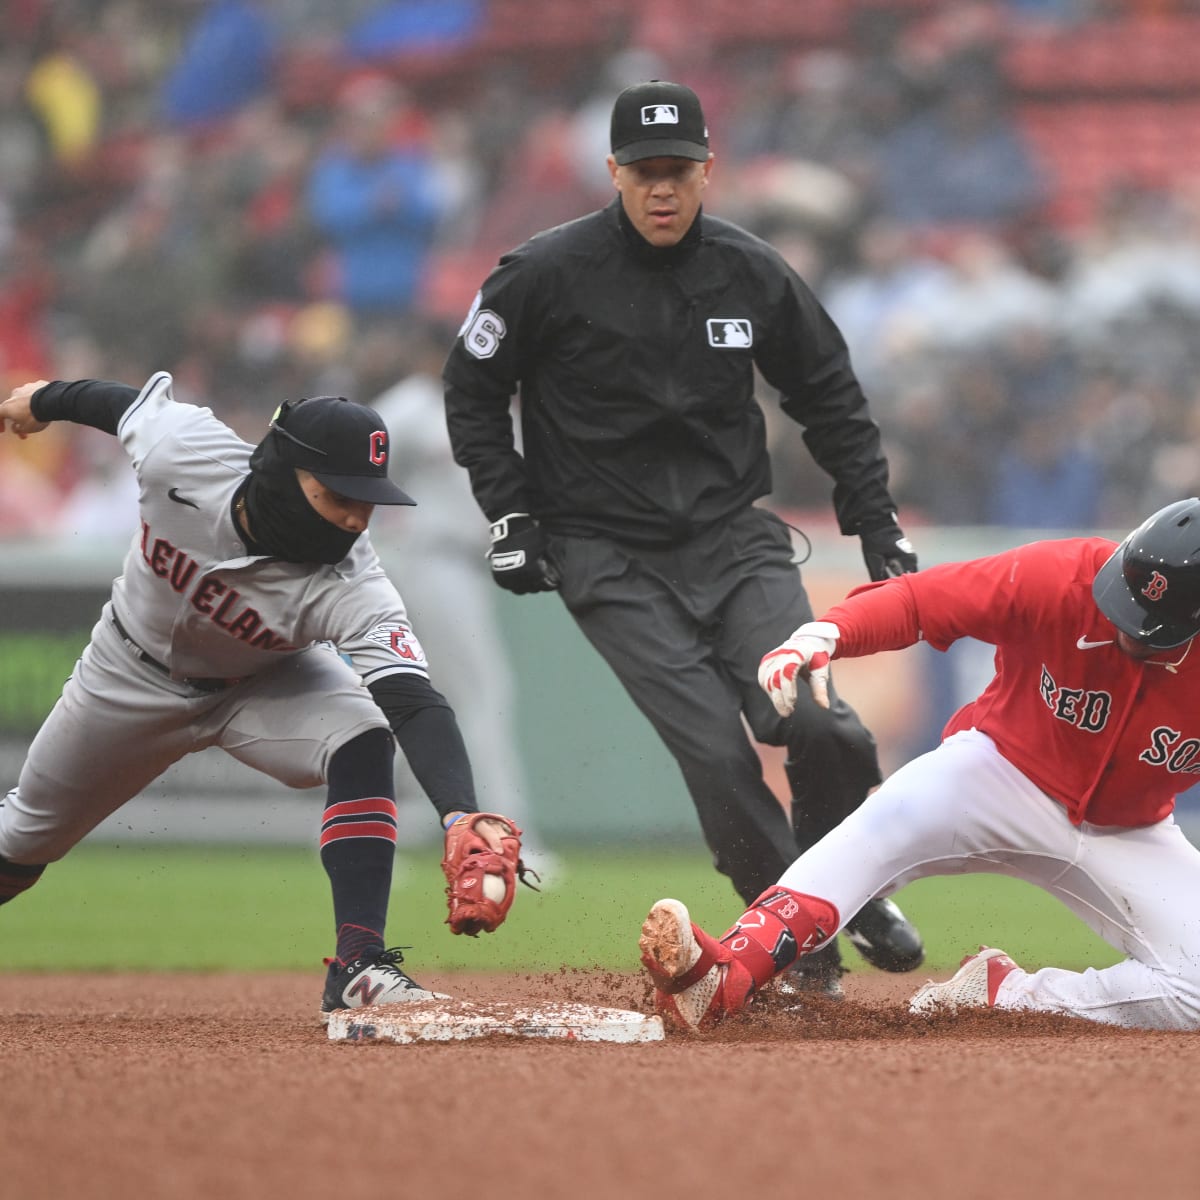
left=487, top=513, right=560, bottom=594
left=860, top=518, right=918, bottom=582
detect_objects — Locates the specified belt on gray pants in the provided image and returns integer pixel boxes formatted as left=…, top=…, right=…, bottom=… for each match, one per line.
left=109, top=611, right=243, bottom=693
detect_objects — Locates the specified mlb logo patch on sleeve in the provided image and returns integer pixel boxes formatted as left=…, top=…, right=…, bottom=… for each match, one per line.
left=707, top=319, right=753, bottom=348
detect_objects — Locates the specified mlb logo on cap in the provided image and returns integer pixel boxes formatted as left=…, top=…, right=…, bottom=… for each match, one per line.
left=642, top=104, right=679, bottom=125
left=611, top=80, right=710, bottom=165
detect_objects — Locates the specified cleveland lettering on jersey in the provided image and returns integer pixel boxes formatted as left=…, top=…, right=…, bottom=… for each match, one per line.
left=139, top=520, right=297, bottom=652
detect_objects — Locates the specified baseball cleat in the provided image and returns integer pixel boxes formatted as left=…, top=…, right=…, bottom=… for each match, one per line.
left=772, top=949, right=847, bottom=1004
left=909, top=946, right=1021, bottom=1015
left=638, top=899, right=752, bottom=1032
left=844, top=896, right=925, bottom=973
left=320, top=946, right=449, bottom=1024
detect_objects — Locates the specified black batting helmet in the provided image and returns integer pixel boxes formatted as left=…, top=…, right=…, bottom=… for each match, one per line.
left=1092, top=498, right=1200, bottom=650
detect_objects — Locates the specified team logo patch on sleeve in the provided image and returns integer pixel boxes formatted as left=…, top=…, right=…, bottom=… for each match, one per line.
left=365, top=623, right=427, bottom=665
left=706, top=318, right=752, bottom=348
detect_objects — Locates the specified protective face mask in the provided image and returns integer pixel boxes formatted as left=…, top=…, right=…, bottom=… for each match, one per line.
left=243, top=436, right=361, bottom=564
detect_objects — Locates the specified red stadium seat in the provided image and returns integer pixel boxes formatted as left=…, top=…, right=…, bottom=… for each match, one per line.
left=1004, top=16, right=1200, bottom=95
left=1019, top=99, right=1200, bottom=225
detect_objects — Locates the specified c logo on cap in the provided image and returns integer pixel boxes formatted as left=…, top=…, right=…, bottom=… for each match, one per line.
left=369, top=430, right=387, bottom=466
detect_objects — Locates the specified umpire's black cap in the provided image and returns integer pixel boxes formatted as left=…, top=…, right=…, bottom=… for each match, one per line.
left=268, top=397, right=416, bottom=505
left=610, top=80, right=710, bottom=165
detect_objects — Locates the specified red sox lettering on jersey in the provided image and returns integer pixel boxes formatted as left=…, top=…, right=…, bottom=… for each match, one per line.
left=1140, top=727, right=1200, bottom=775
left=822, top=537, right=1200, bottom=829
left=1038, top=665, right=1111, bottom=733
left=1035, top=664, right=1200, bottom=779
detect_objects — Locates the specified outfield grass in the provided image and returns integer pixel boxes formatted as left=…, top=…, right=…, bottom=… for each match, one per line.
left=0, top=843, right=1122, bottom=973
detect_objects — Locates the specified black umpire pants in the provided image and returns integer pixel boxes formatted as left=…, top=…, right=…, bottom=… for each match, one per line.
left=547, top=506, right=882, bottom=907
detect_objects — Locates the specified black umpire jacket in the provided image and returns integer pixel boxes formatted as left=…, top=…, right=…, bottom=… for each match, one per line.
left=443, top=197, right=899, bottom=548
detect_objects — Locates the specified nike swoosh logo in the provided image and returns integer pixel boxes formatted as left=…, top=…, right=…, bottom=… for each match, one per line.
left=1077, top=636, right=1114, bottom=650
left=168, top=487, right=199, bottom=509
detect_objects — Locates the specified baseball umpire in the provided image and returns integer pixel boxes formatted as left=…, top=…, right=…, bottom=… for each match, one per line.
left=642, top=499, right=1200, bottom=1032
left=443, top=79, right=924, bottom=994
left=0, top=372, right=528, bottom=1021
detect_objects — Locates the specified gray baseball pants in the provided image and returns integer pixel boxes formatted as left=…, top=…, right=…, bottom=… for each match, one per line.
left=548, top=506, right=881, bottom=906
left=0, top=610, right=389, bottom=864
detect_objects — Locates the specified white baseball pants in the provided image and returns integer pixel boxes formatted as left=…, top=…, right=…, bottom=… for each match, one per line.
left=778, top=728, right=1200, bottom=1030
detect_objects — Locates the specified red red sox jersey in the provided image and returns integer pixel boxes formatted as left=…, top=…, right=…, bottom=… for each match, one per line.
left=823, top=537, right=1198, bottom=828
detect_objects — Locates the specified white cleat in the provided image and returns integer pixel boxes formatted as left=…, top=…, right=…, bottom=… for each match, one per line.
left=320, top=947, right=450, bottom=1025
left=909, top=946, right=1021, bottom=1015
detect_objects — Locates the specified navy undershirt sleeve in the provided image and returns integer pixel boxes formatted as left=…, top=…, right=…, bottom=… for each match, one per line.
left=30, top=380, right=138, bottom=435
left=367, top=673, right=478, bottom=821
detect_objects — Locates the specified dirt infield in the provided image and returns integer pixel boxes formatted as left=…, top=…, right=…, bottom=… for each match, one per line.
left=3, top=968, right=1197, bottom=1200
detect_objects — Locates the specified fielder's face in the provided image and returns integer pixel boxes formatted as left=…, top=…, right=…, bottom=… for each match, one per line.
left=608, top=154, right=712, bottom=247
left=296, top=469, right=375, bottom=533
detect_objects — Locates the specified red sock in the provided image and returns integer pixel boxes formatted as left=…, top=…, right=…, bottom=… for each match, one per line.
left=719, top=886, right=840, bottom=989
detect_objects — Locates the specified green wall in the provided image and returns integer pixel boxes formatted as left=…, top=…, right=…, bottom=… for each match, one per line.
left=495, top=589, right=702, bottom=844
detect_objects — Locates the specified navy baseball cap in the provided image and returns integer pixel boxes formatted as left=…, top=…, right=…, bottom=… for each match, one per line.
left=610, top=80, right=710, bottom=165
left=1093, top=498, right=1200, bottom=649
left=269, top=396, right=416, bottom=505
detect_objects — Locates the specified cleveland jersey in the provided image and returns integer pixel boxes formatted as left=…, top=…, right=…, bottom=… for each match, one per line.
left=111, top=372, right=427, bottom=686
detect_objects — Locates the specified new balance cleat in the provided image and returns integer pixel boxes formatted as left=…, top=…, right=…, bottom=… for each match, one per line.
left=844, top=896, right=925, bottom=973
left=909, top=946, right=1020, bottom=1015
left=638, top=898, right=752, bottom=1033
left=320, top=946, right=449, bottom=1024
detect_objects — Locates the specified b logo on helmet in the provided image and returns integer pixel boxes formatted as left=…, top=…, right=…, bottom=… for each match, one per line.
left=1142, top=571, right=1169, bottom=602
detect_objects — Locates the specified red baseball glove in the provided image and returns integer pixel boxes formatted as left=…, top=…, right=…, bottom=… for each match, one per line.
left=441, top=812, right=537, bottom=936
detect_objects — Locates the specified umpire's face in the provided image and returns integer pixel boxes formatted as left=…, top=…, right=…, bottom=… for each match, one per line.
left=608, top=154, right=713, bottom=248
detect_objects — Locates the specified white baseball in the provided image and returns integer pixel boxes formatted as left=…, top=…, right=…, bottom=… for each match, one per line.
left=482, top=875, right=507, bottom=903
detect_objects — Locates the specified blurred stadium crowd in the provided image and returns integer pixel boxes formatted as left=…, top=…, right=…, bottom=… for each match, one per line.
left=4, top=0, right=1200, bottom=538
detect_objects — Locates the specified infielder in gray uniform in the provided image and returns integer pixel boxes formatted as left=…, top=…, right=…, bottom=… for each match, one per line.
left=0, top=371, right=527, bottom=1022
